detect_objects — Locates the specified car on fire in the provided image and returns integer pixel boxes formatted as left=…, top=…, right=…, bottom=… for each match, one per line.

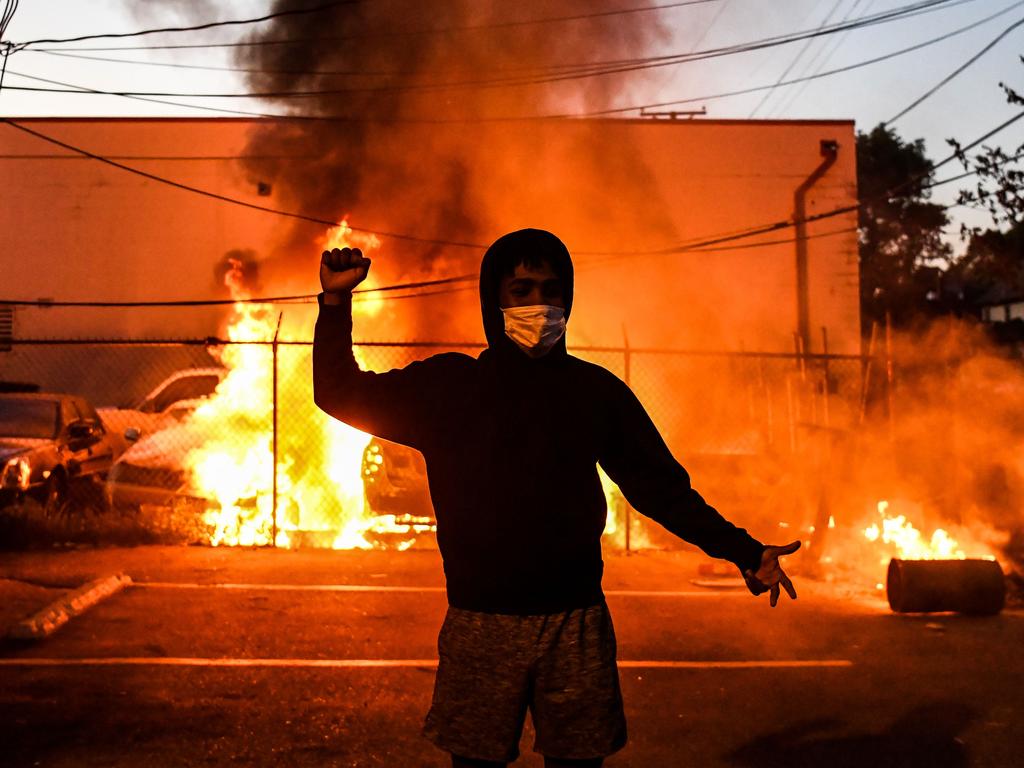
left=105, top=424, right=215, bottom=513
left=362, top=437, right=434, bottom=519
left=98, top=367, right=226, bottom=450
left=0, top=392, right=117, bottom=514
left=107, top=427, right=436, bottom=531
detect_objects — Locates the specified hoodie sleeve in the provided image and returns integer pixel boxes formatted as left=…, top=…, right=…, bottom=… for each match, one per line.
left=597, top=376, right=765, bottom=575
left=313, top=292, right=452, bottom=449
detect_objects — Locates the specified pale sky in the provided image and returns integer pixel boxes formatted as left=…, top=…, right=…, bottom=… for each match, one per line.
left=2, top=0, right=1023, bottom=251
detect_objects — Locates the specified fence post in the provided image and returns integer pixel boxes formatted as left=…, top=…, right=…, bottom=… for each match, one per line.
left=271, top=313, right=282, bottom=548
left=820, top=326, right=830, bottom=429
left=884, top=311, right=895, bottom=441
left=622, top=324, right=632, bottom=555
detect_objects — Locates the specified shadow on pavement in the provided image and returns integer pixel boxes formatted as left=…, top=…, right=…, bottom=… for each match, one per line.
left=727, top=700, right=974, bottom=768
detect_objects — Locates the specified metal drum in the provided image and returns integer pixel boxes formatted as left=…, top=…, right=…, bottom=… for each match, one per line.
left=887, top=558, right=1005, bottom=615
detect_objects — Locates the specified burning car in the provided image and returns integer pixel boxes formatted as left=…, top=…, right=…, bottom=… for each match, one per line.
left=98, top=367, right=226, bottom=450
left=362, top=437, right=434, bottom=519
left=0, top=392, right=116, bottom=514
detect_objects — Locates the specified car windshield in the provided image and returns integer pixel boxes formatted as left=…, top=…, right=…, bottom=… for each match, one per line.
left=0, top=399, right=59, bottom=439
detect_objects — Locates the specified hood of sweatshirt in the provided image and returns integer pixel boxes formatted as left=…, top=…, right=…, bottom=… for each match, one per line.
left=478, top=228, right=575, bottom=358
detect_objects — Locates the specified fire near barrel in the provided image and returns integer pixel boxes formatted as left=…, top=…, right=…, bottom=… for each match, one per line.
left=886, top=558, right=1005, bottom=615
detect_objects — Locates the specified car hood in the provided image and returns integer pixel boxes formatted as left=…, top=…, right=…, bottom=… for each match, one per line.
left=114, top=424, right=204, bottom=470
left=0, top=439, right=49, bottom=461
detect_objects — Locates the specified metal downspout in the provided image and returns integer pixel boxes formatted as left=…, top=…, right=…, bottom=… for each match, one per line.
left=794, top=139, right=839, bottom=353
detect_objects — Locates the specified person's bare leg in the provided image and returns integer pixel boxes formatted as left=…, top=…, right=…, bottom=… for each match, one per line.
left=543, top=758, right=604, bottom=768
left=451, top=753, right=507, bottom=768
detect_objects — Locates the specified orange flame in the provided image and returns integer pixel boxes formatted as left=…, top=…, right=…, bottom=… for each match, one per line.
left=180, top=223, right=420, bottom=549
left=863, top=499, right=996, bottom=564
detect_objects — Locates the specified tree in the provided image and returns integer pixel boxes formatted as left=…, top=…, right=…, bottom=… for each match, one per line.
left=949, top=222, right=1024, bottom=302
left=950, top=78, right=1024, bottom=300
left=857, top=124, right=951, bottom=331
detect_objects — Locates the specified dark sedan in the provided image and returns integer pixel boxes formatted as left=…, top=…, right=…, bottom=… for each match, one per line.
left=0, top=393, right=116, bottom=514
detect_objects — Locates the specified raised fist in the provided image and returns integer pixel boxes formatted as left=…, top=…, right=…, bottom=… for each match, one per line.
left=320, top=247, right=371, bottom=295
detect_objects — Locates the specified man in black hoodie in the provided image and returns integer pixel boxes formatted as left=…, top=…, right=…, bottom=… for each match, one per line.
left=314, top=229, right=799, bottom=768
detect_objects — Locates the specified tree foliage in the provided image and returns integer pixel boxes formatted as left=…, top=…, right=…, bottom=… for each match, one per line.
left=857, top=124, right=951, bottom=330
left=950, top=77, right=1024, bottom=299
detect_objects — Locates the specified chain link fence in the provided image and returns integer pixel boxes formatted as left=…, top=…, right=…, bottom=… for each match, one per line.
left=0, top=337, right=880, bottom=551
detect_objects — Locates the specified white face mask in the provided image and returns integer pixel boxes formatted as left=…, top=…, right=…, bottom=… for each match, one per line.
left=501, top=304, right=567, bottom=358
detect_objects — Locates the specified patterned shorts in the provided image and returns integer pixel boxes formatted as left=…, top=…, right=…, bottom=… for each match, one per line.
left=422, top=601, right=627, bottom=763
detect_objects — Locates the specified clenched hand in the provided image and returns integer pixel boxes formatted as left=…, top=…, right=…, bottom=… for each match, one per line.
left=321, top=246, right=371, bottom=297
left=743, top=540, right=800, bottom=607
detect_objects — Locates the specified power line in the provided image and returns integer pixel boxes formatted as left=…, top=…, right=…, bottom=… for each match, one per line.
left=17, top=0, right=719, bottom=50
left=884, top=14, right=1024, bottom=125
left=748, top=0, right=846, bottom=118
left=2, top=0, right=970, bottom=99
left=20, top=0, right=964, bottom=66
left=2, top=0, right=1004, bottom=122
left=0, top=142, right=1014, bottom=309
left=4, top=94, right=1022, bottom=307
left=13, top=2, right=357, bottom=46
left=768, top=0, right=873, bottom=119
left=4, top=0, right=1004, bottom=122
left=583, top=0, right=1024, bottom=117
left=686, top=0, right=732, bottom=53
left=0, top=118, right=489, bottom=249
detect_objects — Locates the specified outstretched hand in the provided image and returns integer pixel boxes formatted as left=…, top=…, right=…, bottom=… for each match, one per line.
left=743, top=540, right=800, bottom=607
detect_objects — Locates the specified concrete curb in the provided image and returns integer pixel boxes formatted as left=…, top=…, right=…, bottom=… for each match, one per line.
left=8, top=573, right=132, bottom=640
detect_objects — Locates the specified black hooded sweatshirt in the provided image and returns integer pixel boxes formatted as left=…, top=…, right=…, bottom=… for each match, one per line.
left=313, top=229, right=765, bottom=615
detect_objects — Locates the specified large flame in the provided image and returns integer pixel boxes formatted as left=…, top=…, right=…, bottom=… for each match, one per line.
left=179, top=222, right=413, bottom=549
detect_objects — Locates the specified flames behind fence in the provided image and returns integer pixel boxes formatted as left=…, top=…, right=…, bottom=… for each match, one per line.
left=2, top=315, right=1021, bottom=589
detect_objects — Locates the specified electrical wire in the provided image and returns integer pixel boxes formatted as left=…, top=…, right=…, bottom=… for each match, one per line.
left=2, top=0, right=1006, bottom=123
left=14, top=2, right=357, bottom=47
left=3, top=36, right=1023, bottom=307
left=15, top=1, right=719, bottom=50
left=748, top=0, right=846, bottom=118
left=3, top=0, right=970, bottom=99
left=768, top=0, right=872, bottom=119
left=0, top=0, right=21, bottom=93
left=0, top=117, right=490, bottom=249
left=20, top=0, right=963, bottom=66
left=583, top=0, right=1024, bottom=117
left=4, top=98, right=1022, bottom=282
left=685, top=0, right=732, bottom=53
left=884, top=14, right=1024, bottom=125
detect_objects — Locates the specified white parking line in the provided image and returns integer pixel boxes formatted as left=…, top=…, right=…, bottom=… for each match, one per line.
left=135, top=582, right=746, bottom=597
left=0, top=657, right=853, bottom=669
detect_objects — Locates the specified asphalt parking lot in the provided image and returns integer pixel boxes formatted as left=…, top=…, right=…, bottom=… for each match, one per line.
left=1, top=546, right=1022, bottom=767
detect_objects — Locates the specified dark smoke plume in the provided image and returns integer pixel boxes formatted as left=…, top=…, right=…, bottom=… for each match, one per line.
left=235, top=1, right=673, bottom=293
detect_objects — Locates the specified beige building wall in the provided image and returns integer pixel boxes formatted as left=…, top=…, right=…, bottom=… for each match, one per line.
left=0, top=117, right=859, bottom=353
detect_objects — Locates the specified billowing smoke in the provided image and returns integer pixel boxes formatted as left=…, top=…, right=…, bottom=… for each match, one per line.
left=233, top=1, right=674, bottom=323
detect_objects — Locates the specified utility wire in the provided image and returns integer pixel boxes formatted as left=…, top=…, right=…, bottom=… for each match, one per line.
left=20, top=0, right=963, bottom=61
left=2, top=0, right=1007, bottom=122
left=4, top=100, right=1022, bottom=275
left=0, top=117, right=489, bottom=249
left=3, top=66, right=1023, bottom=307
left=19, top=0, right=965, bottom=91
left=884, top=14, right=1024, bottom=124
left=584, top=0, right=1024, bottom=116
left=686, top=0, right=732, bottom=53
left=15, top=0, right=718, bottom=49
left=2, top=0, right=1007, bottom=123
left=769, top=0, right=872, bottom=118
left=749, top=0, right=846, bottom=118
left=0, top=138, right=1015, bottom=309
left=13, top=2, right=357, bottom=46
left=3, top=0, right=968, bottom=99
left=0, top=0, right=20, bottom=93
